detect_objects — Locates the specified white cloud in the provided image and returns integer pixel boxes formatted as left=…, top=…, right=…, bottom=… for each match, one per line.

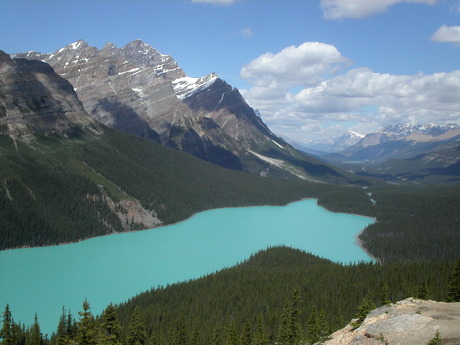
left=240, top=42, right=349, bottom=88
left=293, top=69, right=460, bottom=117
left=320, top=0, right=438, bottom=19
left=240, top=44, right=460, bottom=143
left=431, top=25, right=460, bottom=44
left=191, top=0, right=237, bottom=5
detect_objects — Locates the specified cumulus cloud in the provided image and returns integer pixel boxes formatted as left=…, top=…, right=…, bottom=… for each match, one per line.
left=431, top=25, right=460, bottom=44
left=240, top=42, right=349, bottom=88
left=191, top=0, right=237, bottom=5
left=293, top=69, right=460, bottom=118
left=240, top=43, right=460, bottom=143
left=320, top=0, right=438, bottom=19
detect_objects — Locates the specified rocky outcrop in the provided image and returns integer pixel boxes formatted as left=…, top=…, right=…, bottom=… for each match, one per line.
left=14, top=40, right=347, bottom=181
left=87, top=186, right=161, bottom=232
left=0, top=50, right=97, bottom=138
left=322, top=298, right=460, bottom=345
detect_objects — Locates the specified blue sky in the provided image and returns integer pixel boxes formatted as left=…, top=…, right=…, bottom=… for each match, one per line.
left=2, top=0, right=460, bottom=144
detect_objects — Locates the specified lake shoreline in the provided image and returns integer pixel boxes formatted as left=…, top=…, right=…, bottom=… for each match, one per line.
left=1, top=199, right=310, bottom=252
left=1, top=197, right=377, bottom=255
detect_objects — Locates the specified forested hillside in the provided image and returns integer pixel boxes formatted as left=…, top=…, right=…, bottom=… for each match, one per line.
left=0, top=126, right=370, bottom=251
left=358, top=184, right=460, bottom=262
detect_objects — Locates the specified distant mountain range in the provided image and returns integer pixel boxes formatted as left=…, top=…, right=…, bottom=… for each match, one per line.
left=317, top=123, right=460, bottom=183
left=295, top=131, right=365, bottom=154
left=13, top=40, right=346, bottom=182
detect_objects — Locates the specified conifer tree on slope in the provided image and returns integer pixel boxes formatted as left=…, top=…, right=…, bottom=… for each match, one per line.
left=239, top=321, right=252, bottom=345
left=175, top=316, right=187, bottom=345
left=127, top=307, right=145, bottom=345
left=251, top=313, right=266, bottom=345
left=447, top=260, right=460, bottom=302
left=0, top=305, right=14, bottom=345
left=53, top=308, right=75, bottom=345
left=277, top=287, right=303, bottom=345
left=100, top=304, right=122, bottom=345
left=76, top=300, right=98, bottom=345
left=28, top=314, right=42, bottom=345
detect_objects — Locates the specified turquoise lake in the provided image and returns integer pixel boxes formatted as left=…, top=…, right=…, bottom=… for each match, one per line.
left=0, top=199, right=374, bottom=336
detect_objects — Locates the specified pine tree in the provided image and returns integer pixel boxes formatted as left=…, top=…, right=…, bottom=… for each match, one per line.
left=224, top=322, right=238, bottom=345
left=174, top=316, right=187, bottom=345
left=427, top=330, right=444, bottom=345
left=76, top=300, right=98, bottom=345
left=417, top=281, right=431, bottom=300
left=251, top=313, right=266, bottom=345
left=239, top=321, right=252, bottom=345
left=27, top=314, right=42, bottom=345
left=351, top=296, right=375, bottom=329
left=380, top=283, right=391, bottom=306
left=1, top=304, right=14, bottom=345
left=277, top=288, right=303, bottom=345
left=317, top=309, right=329, bottom=341
left=306, top=307, right=319, bottom=345
left=100, top=304, right=122, bottom=345
left=12, top=322, right=26, bottom=345
left=54, top=308, right=72, bottom=345
left=127, top=307, right=145, bottom=345
left=447, top=260, right=460, bottom=302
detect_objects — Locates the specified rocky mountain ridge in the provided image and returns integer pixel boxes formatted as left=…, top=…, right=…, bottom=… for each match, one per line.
left=14, top=40, right=347, bottom=182
left=0, top=50, right=97, bottom=138
left=322, top=298, right=460, bottom=345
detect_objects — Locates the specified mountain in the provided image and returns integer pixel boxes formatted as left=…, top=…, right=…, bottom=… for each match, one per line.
left=0, top=50, right=97, bottom=137
left=293, top=130, right=364, bottom=154
left=337, top=123, right=459, bottom=162
left=330, top=130, right=365, bottom=152
left=1, top=50, right=351, bottom=250
left=319, top=123, right=460, bottom=183
left=14, top=40, right=348, bottom=183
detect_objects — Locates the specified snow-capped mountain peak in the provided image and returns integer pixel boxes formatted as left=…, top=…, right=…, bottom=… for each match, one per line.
left=172, top=72, right=219, bottom=100
left=378, top=123, right=459, bottom=139
left=347, top=130, right=365, bottom=139
left=58, top=40, right=89, bottom=53
left=328, top=130, right=365, bottom=152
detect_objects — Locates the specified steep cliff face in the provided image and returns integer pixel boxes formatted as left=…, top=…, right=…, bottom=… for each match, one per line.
left=14, top=40, right=347, bottom=181
left=15, top=40, right=185, bottom=141
left=0, top=50, right=96, bottom=138
left=322, top=298, right=460, bottom=345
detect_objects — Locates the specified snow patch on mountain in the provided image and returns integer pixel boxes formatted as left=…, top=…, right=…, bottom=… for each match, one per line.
left=271, top=139, right=284, bottom=149
left=172, top=73, right=218, bottom=100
